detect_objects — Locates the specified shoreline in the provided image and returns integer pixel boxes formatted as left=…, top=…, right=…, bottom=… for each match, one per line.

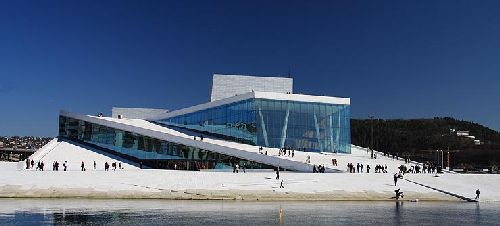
left=0, top=187, right=461, bottom=202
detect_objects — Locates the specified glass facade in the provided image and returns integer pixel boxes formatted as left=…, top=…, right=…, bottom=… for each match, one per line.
left=58, top=116, right=274, bottom=170
left=157, top=98, right=351, bottom=153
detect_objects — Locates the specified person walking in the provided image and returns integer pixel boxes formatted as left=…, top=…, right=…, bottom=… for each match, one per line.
left=94, top=161, right=96, bottom=170
left=276, top=167, right=280, bottom=180
left=475, top=189, right=480, bottom=200
left=81, top=161, right=85, bottom=171
left=280, top=180, right=284, bottom=188
left=394, top=173, right=398, bottom=186
left=395, top=188, right=403, bottom=200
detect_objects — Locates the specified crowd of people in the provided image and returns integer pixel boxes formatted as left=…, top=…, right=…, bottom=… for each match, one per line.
left=232, top=162, right=246, bottom=173
left=374, top=164, right=388, bottom=173
left=346, top=163, right=389, bottom=174
left=25, top=158, right=125, bottom=172
left=312, top=164, right=326, bottom=173
left=258, top=146, right=297, bottom=159
left=398, top=163, right=438, bottom=174
left=278, top=147, right=295, bottom=158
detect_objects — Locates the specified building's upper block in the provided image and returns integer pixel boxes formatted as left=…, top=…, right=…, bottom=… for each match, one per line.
left=111, top=107, right=169, bottom=120
left=210, top=74, right=293, bottom=102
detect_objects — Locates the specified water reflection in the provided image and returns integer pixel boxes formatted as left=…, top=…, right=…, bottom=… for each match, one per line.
left=0, top=199, right=499, bottom=225
left=394, top=201, right=403, bottom=225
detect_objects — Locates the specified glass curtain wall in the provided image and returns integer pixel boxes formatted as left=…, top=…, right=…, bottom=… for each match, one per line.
left=58, top=116, right=272, bottom=170
left=158, top=99, right=351, bottom=153
left=158, top=99, right=257, bottom=145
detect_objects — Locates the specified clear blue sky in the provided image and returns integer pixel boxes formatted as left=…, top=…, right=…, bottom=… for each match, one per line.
left=1, top=0, right=499, bottom=137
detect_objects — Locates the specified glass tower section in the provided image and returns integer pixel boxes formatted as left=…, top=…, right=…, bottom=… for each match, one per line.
left=157, top=98, right=351, bottom=153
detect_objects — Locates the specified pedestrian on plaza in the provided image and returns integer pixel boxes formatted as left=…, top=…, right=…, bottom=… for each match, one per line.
left=475, top=189, right=480, bottom=200
left=280, top=180, right=284, bottom=188
left=63, top=161, right=67, bottom=171
left=395, top=188, right=404, bottom=200
left=292, top=150, right=294, bottom=158
left=81, top=161, right=85, bottom=171
left=31, top=160, right=34, bottom=169
left=94, top=161, right=96, bottom=170
left=276, top=167, right=280, bottom=180
left=394, top=173, right=398, bottom=186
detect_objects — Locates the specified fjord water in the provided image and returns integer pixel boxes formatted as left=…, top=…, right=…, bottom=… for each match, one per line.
left=1, top=199, right=499, bottom=225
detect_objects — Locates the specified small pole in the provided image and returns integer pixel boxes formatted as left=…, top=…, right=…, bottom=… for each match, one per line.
left=441, top=150, right=444, bottom=170
left=369, top=115, right=374, bottom=159
left=447, top=150, right=450, bottom=170
left=279, top=207, right=283, bottom=226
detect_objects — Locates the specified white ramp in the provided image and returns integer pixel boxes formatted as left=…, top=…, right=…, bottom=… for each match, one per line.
left=28, top=139, right=139, bottom=171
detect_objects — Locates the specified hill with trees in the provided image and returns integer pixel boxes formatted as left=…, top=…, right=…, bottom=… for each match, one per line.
left=351, top=117, right=500, bottom=171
